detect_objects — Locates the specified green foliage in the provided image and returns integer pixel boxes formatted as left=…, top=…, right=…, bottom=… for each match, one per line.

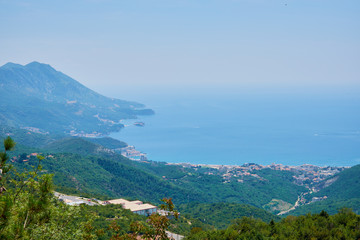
left=0, top=126, right=61, bottom=149
left=141, top=198, right=179, bottom=240
left=3, top=136, right=16, bottom=151
left=12, top=149, right=203, bottom=203
left=84, top=137, right=127, bottom=150
left=178, top=202, right=280, bottom=230
left=186, top=208, right=360, bottom=240
left=44, top=137, right=108, bottom=156
left=0, top=137, right=97, bottom=239
left=313, top=165, right=360, bottom=200
left=92, top=198, right=179, bottom=240
left=0, top=137, right=187, bottom=240
left=8, top=132, right=360, bottom=232
left=287, top=164, right=360, bottom=216
left=9, top=135, right=306, bottom=209
left=284, top=198, right=360, bottom=217
left=254, top=168, right=306, bottom=204
left=79, top=204, right=147, bottom=239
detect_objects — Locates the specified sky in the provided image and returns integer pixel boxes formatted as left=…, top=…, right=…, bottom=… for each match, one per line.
left=1, top=0, right=359, bottom=99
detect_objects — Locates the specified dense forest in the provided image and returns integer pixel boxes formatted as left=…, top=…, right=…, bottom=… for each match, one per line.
left=11, top=143, right=306, bottom=207
left=185, top=209, right=360, bottom=239
left=0, top=137, right=186, bottom=239
left=3, top=128, right=360, bottom=214
left=2, top=133, right=360, bottom=239
left=178, top=202, right=281, bottom=229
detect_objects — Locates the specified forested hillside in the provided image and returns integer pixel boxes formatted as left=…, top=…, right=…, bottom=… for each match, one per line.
left=2, top=60, right=357, bottom=221
left=9, top=136, right=306, bottom=209
left=2, top=135, right=360, bottom=239
left=178, top=202, right=281, bottom=229
left=283, top=164, right=360, bottom=216
left=1, top=61, right=359, bottom=237
left=312, top=164, right=360, bottom=201
left=0, top=62, right=153, bottom=135
left=4, top=127, right=358, bottom=219
left=186, top=209, right=360, bottom=239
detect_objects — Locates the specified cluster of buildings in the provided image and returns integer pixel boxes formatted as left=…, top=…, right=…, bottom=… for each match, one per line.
left=21, top=126, right=49, bottom=135
left=170, top=162, right=347, bottom=186
left=68, top=130, right=103, bottom=138
left=55, top=193, right=183, bottom=239
left=102, top=199, right=157, bottom=216
left=55, top=193, right=158, bottom=217
left=120, top=145, right=148, bottom=161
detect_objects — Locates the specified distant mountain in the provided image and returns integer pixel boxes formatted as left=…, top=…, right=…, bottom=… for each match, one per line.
left=0, top=61, right=153, bottom=134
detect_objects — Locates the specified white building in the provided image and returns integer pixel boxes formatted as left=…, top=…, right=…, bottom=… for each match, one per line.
left=104, top=198, right=157, bottom=216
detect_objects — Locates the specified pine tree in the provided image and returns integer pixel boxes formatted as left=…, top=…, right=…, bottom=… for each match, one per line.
left=0, top=137, right=96, bottom=239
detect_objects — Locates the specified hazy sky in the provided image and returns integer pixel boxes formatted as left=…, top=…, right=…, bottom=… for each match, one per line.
left=1, top=0, right=359, bottom=98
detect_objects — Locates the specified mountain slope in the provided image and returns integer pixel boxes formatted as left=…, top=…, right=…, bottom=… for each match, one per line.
left=44, top=137, right=113, bottom=156
left=13, top=150, right=206, bottom=204
left=311, top=164, right=360, bottom=200
left=285, top=164, right=360, bottom=215
left=179, top=202, right=280, bottom=229
left=0, top=61, right=153, bottom=134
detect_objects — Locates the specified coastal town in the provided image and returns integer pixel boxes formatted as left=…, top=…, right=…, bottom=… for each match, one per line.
left=120, top=145, right=148, bottom=161
left=168, top=162, right=347, bottom=188
left=166, top=162, right=347, bottom=214
left=10, top=148, right=347, bottom=217
left=11, top=149, right=346, bottom=192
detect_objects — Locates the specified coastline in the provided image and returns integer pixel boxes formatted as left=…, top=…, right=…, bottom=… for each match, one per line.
left=107, top=95, right=360, bottom=167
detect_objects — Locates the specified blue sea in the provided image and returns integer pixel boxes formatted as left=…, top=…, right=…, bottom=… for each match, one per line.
left=110, top=91, right=360, bottom=166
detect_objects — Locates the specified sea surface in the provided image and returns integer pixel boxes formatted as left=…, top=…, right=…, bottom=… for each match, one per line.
left=110, top=92, right=360, bottom=166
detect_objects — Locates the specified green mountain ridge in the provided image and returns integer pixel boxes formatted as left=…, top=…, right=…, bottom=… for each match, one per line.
left=0, top=61, right=154, bottom=135
left=44, top=137, right=114, bottom=156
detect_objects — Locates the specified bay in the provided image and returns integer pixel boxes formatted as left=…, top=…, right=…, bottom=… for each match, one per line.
left=110, top=92, right=360, bottom=166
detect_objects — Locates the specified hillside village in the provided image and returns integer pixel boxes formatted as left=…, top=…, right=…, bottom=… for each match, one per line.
left=11, top=151, right=346, bottom=192
left=10, top=150, right=348, bottom=216
left=170, top=162, right=346, bottom=185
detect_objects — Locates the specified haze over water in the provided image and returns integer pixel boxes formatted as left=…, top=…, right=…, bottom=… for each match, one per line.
left=2, top=0, right=359, bottom=166
left=110, top=89, right=360, bottom=167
